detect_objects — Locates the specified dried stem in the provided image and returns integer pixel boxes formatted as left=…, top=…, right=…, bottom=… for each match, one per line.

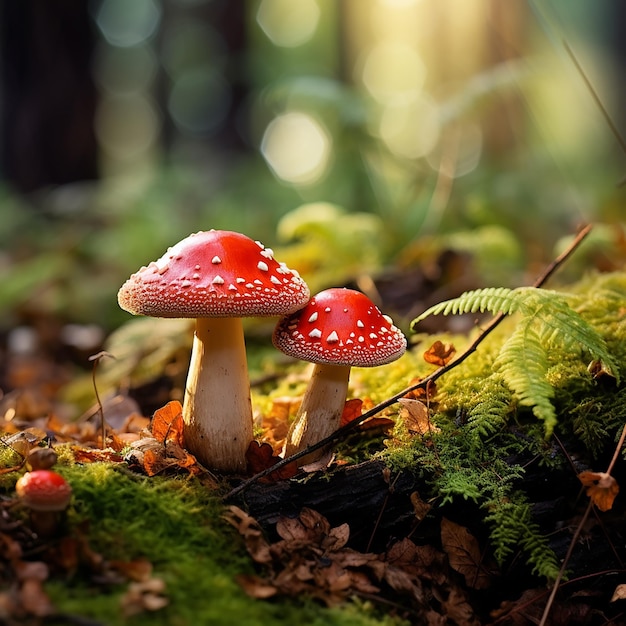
left=88, top=351, right=115, bottom=449
left=539, top=421, right=626, bottom=626
left=225, top=224, right=592, bottom=500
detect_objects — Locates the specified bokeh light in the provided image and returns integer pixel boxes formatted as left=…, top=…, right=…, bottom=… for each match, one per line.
left=257, top=0, right=321, bottom=48
left=94, top=0, right=161, bottom=48
left=378, top=93, right=440, bottom=159
left=261, top=111, right=331, bottom=185
left=359, top=42, right=427, bottom=103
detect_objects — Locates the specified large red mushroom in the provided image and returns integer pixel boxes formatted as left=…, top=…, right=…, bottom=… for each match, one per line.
left=118, top=230, right=310, bottom=473
left=273, top=288, right=407, bottom=466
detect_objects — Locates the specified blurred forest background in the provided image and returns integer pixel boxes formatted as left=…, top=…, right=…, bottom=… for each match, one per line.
left=0, top=0, right=625, bottom=370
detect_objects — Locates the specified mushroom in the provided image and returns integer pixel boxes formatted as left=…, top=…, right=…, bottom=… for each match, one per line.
left=117, top=230, right=310, bottom=473
left=273, top=287, right=407, bottom=466
left=15, top=470, right=72, bottom=538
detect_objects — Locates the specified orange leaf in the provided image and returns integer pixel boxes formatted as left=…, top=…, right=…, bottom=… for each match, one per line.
left=578, top=470, right=619, bottom=511
left=245, top=441, right=297, bottom=482
left=339, top=398, right=363, bottom=427
left=71, top=447, right=124, bottom=464
left=423, top=340, right=456, bottom=367
left=151, top=401, right=185, bottom=447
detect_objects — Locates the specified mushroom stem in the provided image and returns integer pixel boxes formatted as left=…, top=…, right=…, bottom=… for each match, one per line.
left=283, top=363, right=351, bottom=466
left=182, top=316, right=253, bottom=473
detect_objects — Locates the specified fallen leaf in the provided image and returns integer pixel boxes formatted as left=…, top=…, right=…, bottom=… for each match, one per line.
left=340, top=398, right=364, bottom=427
left=611, top=583, right=626, bottom=602
left=121, top=578, right=168, bottom=617
left=440, top=518, right=494, bottom=590
left=402, top=378, right=437, bottom=402
left=235, top=573, right=278, bottom=599
left=223, top=505, right=272, bottom=565
left=578, top=470, right=619, bottom=512
left=398, top=398, right=440, bottom=435
left=71, top=446, right=125, bottom=464
left=245, top=441, right=297, bottom=482
left=410, top=491, right=432, bottom=522
left=151, top=401, right=185, bottom=446
left=423, top=340, right=456, bottom=367
left=442, top=587, right=480, bottom=626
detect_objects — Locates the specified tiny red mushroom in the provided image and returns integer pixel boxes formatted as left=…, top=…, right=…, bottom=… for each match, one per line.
left=273, top=287, right=407, bottom=466
left=15, top=470, right=72, bottom=538
left=117, top=230, right=310, bottom=473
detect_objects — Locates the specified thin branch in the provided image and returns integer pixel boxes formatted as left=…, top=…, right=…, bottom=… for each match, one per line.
left=539, top=421, right=626, bottom=626
left=224, top=224, right=592, bottom=500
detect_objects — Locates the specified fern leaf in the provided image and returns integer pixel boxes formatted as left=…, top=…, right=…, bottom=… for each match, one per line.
left=411, top=287, right=520, bottom=325
left=494, top=319, right=556, bottom=429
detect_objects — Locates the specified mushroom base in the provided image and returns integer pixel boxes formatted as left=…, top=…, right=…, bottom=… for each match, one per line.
left=183, top=317, right=254, bottom=473
left=283, top=363, right=351, bottom=467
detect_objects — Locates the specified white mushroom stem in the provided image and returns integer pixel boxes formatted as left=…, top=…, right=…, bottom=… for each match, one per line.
left=283, top=363, right=351, bottom=467
left=182, top=316, right=253, bottom=473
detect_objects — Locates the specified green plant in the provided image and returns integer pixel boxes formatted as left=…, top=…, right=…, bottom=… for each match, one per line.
left=411, top=285, right=620, bottom=434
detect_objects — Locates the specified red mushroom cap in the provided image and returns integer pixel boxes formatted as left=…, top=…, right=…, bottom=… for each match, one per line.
left=272, top=288, right=407, bottom=367
left=15, top=470, right=72, bottom=512
left=118, top=230, right=310, bottom=318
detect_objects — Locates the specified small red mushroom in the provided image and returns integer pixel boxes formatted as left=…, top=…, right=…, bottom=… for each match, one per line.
left=273, top=288, right=407, bottom=466
left=15, top=470, right=72, bottom=538
left=118, top=230, right=310, bottom=473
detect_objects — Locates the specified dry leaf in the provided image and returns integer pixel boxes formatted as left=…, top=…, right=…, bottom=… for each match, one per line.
left=410, top=491, right=432, bottom=522
left=235, top=573, right=278, bottom=599
left=578, top=470, right=619, bottom=512
left=423, top=340, right=456, bottom=367
left=440, top=518, right=493, bottom=590
left=245, top=441, right=298, bottom=482
left=340, top=398, right=364, bottom=427
left=121, top=578, right=168, bottom=617
left=71, top=446, right=125, bottom=464
left=611, top=583, right=626, bottom=602
left=151, top=401, right=185, bottom=446
left=398, top=398, right=440, bottom=435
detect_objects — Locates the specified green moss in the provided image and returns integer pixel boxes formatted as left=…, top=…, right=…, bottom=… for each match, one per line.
left=40, top=463, right=404, bottom=626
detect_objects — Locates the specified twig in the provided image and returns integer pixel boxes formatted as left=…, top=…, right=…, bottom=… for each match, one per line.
left=224, top=224, right=592, bottom=500
left=539, top=422, right=626, bottom=626
left=88, top=351, right=116, bottom=449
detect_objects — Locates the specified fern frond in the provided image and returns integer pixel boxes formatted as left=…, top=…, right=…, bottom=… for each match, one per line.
left=494, top=319, right=557, bottom=431
left=411, top=287, right=521, bottom=323
left=465, top=375, right=512, bottom=441
left=485, top=496, right=561, bottom=580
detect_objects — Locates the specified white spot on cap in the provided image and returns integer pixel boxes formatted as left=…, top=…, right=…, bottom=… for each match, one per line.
left=228, top=284, right=238, bottom=291
left=357, top=320, right=365, bottom=328
left=369, top=333, right=378, bottom=339
left=260, top=248, right=274, bottom=259
left=212, top=275, right=225, bottom=285
left=255, top=240, right=264, bottom=248
left=212, top=256, right=221, bottom=264
left=236, top=277, right=246, bottom=284
left=327, top=331, right=339, bottom=343
left=383, top=315, right=393, bottom=324
left=258, top=261, right=269, bottom=272
left=325, top=307, right=331, bottom=313
left=270, top=275, right=281, bottom=285
left=181, top=280, right=192, bottom=288
left=309, top=328, right=322, bottom=339
left=308, top=312, right=319, bottom=323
